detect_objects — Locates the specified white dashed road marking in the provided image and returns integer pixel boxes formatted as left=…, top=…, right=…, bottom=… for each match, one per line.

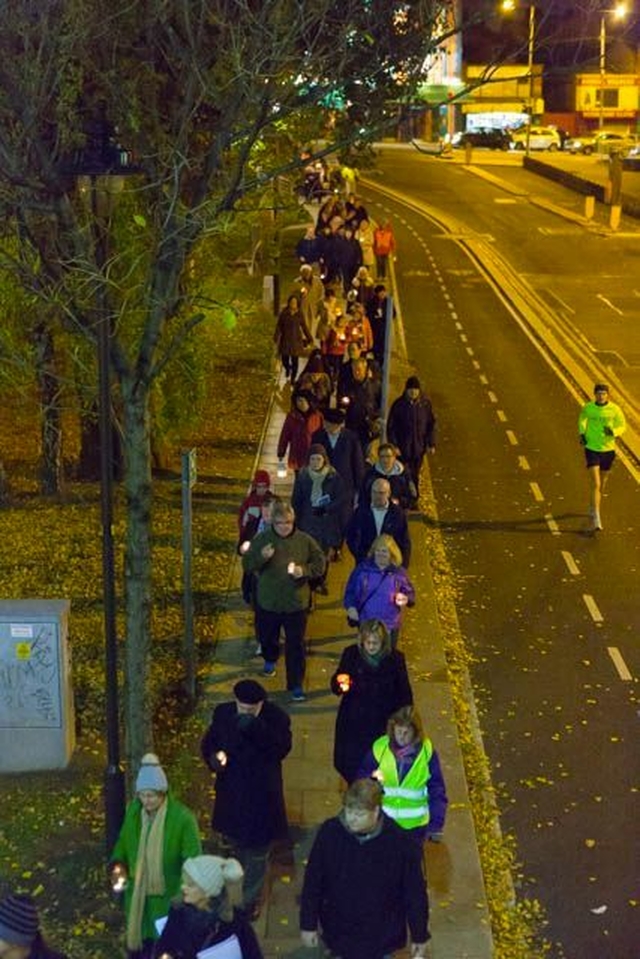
left=583, top=594, right=604, bottom=624
left=529, top=482, right=544, bottom=502
left=608, top=647, right=633, bottom=681
left=561, top=551, right=580, bottom=575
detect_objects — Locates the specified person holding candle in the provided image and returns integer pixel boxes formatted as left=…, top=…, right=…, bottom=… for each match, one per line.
left=276, top=389, right=323, bottom=475
left=241, top=500, right=325, bottom=701
left=292, top=444, right=346, bottom=585
left=343, top=534, right=415, bottom=647
left=200, top=680, right=292, bottom=921
left=331, top=619, right=412, bottom=784
left=109, top=754, right=202, bottom=959
left=359, top=706, right=448, bottom=846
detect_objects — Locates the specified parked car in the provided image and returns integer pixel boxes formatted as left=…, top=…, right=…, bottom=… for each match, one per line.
left=452, top=129, right=512, bottom=151
left=510, top=126, right=561, bottom=151
left=565, top=131, right=638, bottom=156
left=622, top=145, right=640, bottom=171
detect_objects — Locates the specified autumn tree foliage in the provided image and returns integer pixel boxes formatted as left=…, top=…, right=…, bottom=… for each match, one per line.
left=0, top=0, right=452, bottom=767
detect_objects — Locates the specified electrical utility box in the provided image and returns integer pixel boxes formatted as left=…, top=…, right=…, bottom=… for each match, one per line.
left=0, top=600, right=75, bottom=771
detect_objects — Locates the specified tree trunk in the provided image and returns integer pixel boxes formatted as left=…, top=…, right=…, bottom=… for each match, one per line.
left=33, top=321, right=63, bottom=495
left=121, top=375, right=154, bottom=774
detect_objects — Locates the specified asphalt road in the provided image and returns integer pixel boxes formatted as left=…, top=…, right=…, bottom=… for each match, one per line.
left=361, top=148, right=640, bottom=959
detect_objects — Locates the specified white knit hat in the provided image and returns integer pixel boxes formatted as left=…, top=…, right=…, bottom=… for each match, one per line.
left=183, top=856, right=244, bottom=897
left=135, top=753, right=168, bottom=793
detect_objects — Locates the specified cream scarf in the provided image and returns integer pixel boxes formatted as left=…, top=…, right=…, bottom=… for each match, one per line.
left=309, top=465, right=330, bottom=505
left=126, top=799, right=168, bottom=950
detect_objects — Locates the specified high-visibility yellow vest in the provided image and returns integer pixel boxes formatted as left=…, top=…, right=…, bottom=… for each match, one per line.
left=372, top=735, right=433, bottom=830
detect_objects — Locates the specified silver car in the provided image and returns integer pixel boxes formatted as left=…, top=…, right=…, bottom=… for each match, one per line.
left=565, top=132, right=638, bottom=156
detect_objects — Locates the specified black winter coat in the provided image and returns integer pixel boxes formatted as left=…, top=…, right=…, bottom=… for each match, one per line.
left=201, top=701, right=292, bottom=846
left=342, top=379, right=379, bottom=449
left=311, top=428, right=365, bottom=499
left=292, top=466, right=345, bottom=550
left=387, top=395, right=436, bottom=459
left=331, top=644, right=413, bottom=782
left=154, top=902, right=263, bottom=959
left=346, top=503, right=411, bottom=568
left=361, top=463, right=413, bottom=511
left=300, top=814, right=429, bottom=959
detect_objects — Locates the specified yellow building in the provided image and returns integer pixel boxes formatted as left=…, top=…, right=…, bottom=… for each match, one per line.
left=574, top=73, right=639, bottom=131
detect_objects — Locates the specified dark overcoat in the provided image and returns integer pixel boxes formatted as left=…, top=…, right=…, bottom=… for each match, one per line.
left=291, top=466, right=345, bottom=550
left=346, top=502, right=411, bottom=568
left=201, top=701, right=292, bottom=846
left=331, top=644, right=413, bottom=782
left=155, top=902, right=264, bottom=959
left=387, top=395, right=436, bottom=459
left=311, top=426, right=365, bottom=528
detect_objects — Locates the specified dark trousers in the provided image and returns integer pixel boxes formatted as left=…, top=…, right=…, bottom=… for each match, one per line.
left=127, top=944, right=154, bottom=959
left=403, top=454, right=424, bottom=496
left=256, top=606, right=308, bottom=689
left=375, top=253, right=388, bottom=278
left=282, top=354, right=299, bottom=382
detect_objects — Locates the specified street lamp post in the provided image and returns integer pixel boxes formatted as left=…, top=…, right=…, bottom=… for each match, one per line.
left=525, top=4, right=535, bottom=156
left=599, top=3, right=630, bottom=131
left=500, top=1, right=537, bottom=156
left=66, top=126, right=140, bottom=852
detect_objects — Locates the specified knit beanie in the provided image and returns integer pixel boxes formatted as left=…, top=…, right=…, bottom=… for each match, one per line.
left=253, top=469, right=271, bottom=487
left=405, top=376, right=421, bottom=391
left=183, top=856, right=244, bottom=898
left=0, top=894, right=39, bottom=946
left=308, top=443, right=327, bottom=460
left=135, top=752, right=168, bottom=793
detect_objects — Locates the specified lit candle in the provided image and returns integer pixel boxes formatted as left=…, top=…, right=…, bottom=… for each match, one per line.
left=215, top=750, right=228, bottom=767
left=287, top=562, right=296, bottom=576
left=277, top=461, right=287, bottom=478
left=112, top=866, right=127, bottom=893
left=240, top=540, right=251, bottom=554
left=336, top=673, right=351, bottom=693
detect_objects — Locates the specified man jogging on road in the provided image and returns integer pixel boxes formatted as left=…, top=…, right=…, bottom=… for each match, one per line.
left=578, top=383, right=626, bottom=531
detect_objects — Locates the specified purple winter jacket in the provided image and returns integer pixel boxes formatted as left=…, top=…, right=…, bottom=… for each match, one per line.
left=343, top=559, right=415, bottom=631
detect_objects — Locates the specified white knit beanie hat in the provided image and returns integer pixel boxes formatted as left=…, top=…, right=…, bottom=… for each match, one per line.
left=135, top=752, right=168, bottom=793
left=183, top=856, right=244, bottom=898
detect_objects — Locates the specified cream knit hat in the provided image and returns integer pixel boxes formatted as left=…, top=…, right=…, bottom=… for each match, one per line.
left=183, top=856, right=244, bottom=897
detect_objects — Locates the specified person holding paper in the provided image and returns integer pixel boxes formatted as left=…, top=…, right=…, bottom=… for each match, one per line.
left=154, top=855, right=263, bottom=959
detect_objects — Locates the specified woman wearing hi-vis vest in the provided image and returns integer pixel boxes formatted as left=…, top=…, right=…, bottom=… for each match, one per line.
left=359, top=705, right=448, bottom=844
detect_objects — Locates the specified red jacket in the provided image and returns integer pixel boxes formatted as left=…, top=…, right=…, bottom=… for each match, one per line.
left=373, top=226, right=395, bottom=256
left=277, top=408, right=324, bottom=470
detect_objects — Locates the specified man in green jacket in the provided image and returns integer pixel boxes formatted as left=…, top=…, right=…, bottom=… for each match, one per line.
left=242, top=499, right=325, bottom=702
left=578, top=383, right=626, bottom=531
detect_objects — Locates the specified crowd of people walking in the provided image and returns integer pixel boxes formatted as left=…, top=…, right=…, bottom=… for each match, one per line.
left=0, top=167, right=447, bottom=959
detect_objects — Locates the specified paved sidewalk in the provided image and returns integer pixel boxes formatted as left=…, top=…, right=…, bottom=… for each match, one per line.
left=203, top=355, right=494, bottom=956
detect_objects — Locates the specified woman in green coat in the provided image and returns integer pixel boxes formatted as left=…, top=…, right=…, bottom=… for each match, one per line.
left=109, top=753, right=202, bottom=959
